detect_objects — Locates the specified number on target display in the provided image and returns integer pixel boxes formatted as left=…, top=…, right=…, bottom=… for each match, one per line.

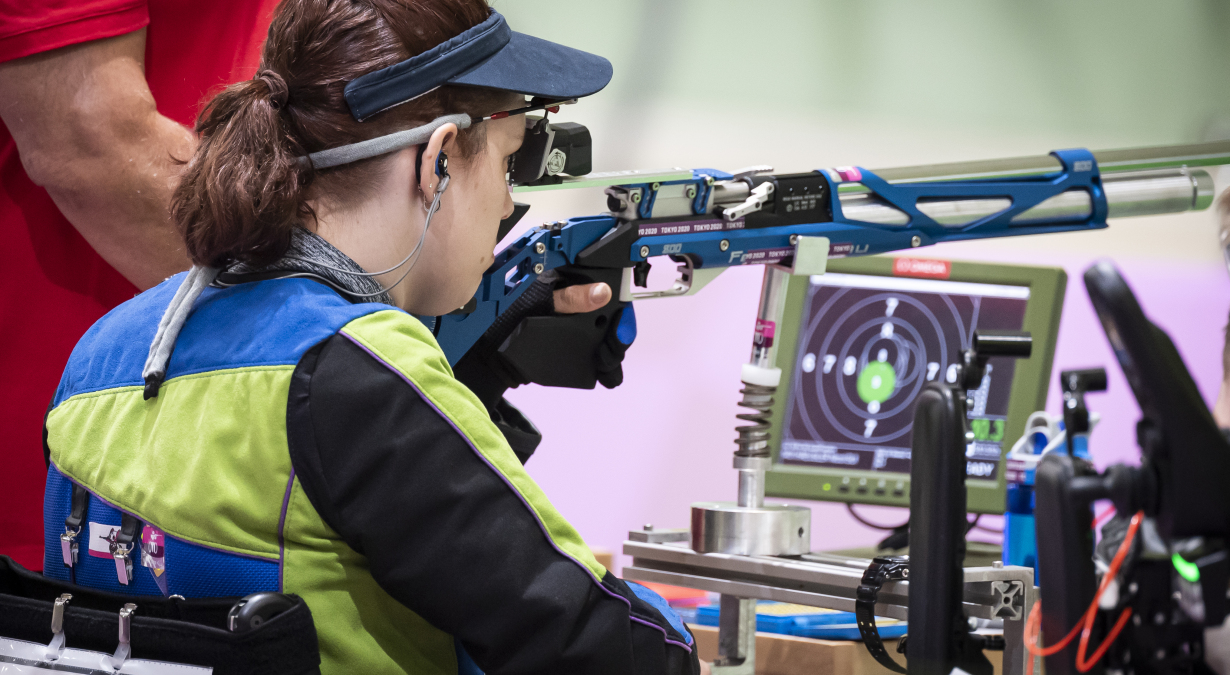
left=779, top=273, right=1030, bottom=481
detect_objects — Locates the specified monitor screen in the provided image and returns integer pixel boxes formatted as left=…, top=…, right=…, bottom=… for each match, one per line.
left=778, top=273, right=1031, bottom=483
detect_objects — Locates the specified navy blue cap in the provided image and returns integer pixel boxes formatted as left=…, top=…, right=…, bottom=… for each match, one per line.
left=344, top=10, right=612, bottom=122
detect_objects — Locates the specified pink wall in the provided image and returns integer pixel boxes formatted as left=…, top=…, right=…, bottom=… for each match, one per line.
left=506, top=250, right=1230, bottom=570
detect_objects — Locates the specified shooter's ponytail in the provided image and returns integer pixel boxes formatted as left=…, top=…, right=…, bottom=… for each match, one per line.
left=171, top=0, right=508, bottom=269
left=173, top=68, right=308, bottom=268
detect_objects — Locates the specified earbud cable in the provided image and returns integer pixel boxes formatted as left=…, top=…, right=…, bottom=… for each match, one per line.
left=281, top=173, right=449, bottom=299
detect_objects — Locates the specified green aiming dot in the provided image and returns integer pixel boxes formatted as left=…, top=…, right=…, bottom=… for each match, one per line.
left=857, top=361, right=897, bottom=404
left=1173, top=552, right=1201, bottom=583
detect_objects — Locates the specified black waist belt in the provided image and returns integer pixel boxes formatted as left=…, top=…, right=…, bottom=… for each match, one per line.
left=0, top=555, right=321, bottom=675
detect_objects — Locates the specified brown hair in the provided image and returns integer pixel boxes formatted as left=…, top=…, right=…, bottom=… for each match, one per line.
left=171, top=0, right=511, bottom=268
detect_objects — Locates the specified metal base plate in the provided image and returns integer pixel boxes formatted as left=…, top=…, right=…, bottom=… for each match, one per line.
left=623, top=538, right=1036, bottom=675
left=690, top=502, right=811, bottom=556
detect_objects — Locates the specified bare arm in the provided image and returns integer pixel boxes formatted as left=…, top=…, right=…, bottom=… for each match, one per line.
left=0, top=29, right=194, bottom=289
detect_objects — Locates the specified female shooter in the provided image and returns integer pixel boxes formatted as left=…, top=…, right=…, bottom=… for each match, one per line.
left=41, top=1, right=701, bottom=672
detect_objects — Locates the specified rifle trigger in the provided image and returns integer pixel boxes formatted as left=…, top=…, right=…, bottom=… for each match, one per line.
left=633, top=261, right=652, bottom=288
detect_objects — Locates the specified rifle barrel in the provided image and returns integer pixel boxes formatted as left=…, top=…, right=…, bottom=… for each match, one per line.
left=869, top=140, right=1230, bottom=183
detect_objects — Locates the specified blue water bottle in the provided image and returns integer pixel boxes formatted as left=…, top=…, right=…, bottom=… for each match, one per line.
left=1002, top=412, right=1061, bottom=578
left=1002, top=393, right=1100, bottom=583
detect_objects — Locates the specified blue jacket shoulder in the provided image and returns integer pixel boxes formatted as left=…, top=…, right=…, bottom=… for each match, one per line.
left=53, top=275, right=389, bottom=406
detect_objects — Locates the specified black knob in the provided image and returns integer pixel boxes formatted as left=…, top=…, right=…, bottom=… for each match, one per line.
left=1061, top=368, right=1108, bottom=394
left=972, top=330, right=1032, bottom=358
left=228, top=592, right=295, bottom=633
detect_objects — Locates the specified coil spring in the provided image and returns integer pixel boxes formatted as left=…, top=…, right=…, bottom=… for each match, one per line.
left=734, top=382, right=776, bottom=457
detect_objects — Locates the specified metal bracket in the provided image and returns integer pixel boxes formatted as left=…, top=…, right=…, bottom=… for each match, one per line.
left=712, top=595, right=756, bottom=675
left=786, top=235, right=829, bottom=276
left=627, top=525, right=690, bottom=544
left=991, top=580, right=1024, bottom=621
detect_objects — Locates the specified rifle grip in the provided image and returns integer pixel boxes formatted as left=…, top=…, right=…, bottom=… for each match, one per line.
left=499, top=266, right=628, bottom=390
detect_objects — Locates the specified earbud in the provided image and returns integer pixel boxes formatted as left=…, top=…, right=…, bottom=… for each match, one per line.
left=415, top=146, right=448, bottom=185
left=415, top=147, right=450, bottom=200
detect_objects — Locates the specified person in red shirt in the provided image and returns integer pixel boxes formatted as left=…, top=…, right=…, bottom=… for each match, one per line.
left=0, top=0, right=281, bottom=570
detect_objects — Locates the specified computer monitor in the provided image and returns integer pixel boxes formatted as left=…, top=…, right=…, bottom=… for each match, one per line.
left=764, top=255, right=1066, bottom=514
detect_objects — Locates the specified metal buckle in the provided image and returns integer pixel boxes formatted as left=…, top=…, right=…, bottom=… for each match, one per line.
left=883, top=563, right=909, bottom=582
left=44, top=593, right=72, bottom=660
left=63, top=485, right=90, bottom=570
left=106, top=603, right=137, bottom=671
left=111, top=542, right=134, bottom=585
left=60, top=527, right=80, bottom=567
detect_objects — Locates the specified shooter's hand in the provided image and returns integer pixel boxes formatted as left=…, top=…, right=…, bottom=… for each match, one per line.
left=453, top=273, right=633, bottom=464
left=549, top=281, right=634, bottom=388
left=539, top=272, right=635, bottom=390
left=552, top=282, right=611, bottom=314
left=454, top=270, right=635, bottom=409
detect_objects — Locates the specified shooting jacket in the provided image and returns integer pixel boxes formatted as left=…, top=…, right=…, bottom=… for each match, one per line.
left=42, top=271, right=698, bottom=674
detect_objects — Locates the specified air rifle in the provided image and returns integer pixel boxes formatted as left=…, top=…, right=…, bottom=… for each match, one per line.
left=423, top=136, right=1228, bottom=378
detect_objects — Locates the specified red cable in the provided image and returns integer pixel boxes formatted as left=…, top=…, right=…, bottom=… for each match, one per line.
left=1025, top=602, right=1082, bottom=656
left=1024, top=511, right=1143, bottom=675
left=1077, top=607, right=1133, bottom=672
left=1075, top=511, right=1142, bottom=672
left=1025, top=603, right=1084, bottom=675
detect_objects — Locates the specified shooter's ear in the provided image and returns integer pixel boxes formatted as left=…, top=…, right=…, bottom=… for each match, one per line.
left=418, top=122, right=458, bottom=197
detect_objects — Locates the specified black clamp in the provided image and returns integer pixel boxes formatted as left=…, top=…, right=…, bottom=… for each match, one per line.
left=857, top=555, right=909, bottom=673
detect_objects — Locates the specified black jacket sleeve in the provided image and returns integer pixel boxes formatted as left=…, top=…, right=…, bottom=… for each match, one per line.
left=286, top=335, right=699, bottom=675
left=491, top=397, right=541, bottom=465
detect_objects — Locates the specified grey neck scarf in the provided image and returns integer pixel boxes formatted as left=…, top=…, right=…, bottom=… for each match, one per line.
left=142, top=229, right=395, bottom=399
left=224, top=227, right=394, bottom=305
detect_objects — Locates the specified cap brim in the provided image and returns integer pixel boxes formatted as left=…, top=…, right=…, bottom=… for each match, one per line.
left=447, top=31, right=612, bottom=101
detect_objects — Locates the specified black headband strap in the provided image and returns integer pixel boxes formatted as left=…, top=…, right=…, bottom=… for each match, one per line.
left=344, top=10, right=510, bottom=122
